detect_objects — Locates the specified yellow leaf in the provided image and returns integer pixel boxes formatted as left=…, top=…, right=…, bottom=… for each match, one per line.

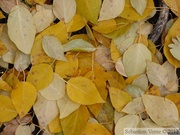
left=163, top=0, right=180, bottom=17
left=110, top=41, right=122, bottom=62
left=26, top=64, right=53, bottom=90
left=125, top=75, right=139, bottom=84
left=146, top=85, right=161, bottom=96
left=0, top=95, right=17, bottom=123
left=93, top=31, right=111, bottom=47
left=11, top=82, right=37, bottom=118
left=61, top=106, right=89, bottom=135
left=0, top=79, right=12, bottom=91
left=92, top=19, right=117, bottom=34
left=31, top=38, right=53, bottom=65
left=0, top=40, right=8, bottom=55
left=66, top=14, right=87, bottom=32
left=55, top=54, right=79, bottom=78
left=34, top=0, right=46, bottom=5
left=75, top=0, right=102, bottom=24
left=36, top=21, right=68, bottom=44
left=134, top=34, right=148, bottom=46
left=130, top=0, right=147, bottom=16
left=0, top=11, right=5, bottom=19
left=148, top=40, right=156, bottom=55
left=49, top=115, right=62, bottom=133
left=109, top=87, right=132, bottom=112
left=4, top=73, right=19, bottom=88
left=120, top=0, right=155, bottom=21
left=165, top=93, right=180, bottom=117
left=67, top=76, right=105, bottom=105
left=81, top=123, right=111, bottom=135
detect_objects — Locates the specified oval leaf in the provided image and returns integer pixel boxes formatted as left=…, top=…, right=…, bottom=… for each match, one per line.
left=67, top=76, right=104, bottom=105
left=42, top=36, right=67, bottom=61
left=11, top=82, right=37, bottom=118
left=53, top=0, right=76, bottom=23
left=130, top=0, right=147, bottom=16
left=98, top=0, right=125, bottom=21
left=15, top=125, right=31, bottom=135
left=142, top=94, right=179, bottom=126
left=7, top=5, right=36, bottom=54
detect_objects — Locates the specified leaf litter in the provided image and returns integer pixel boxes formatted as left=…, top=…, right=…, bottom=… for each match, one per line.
left=0, top=0, right=180, bottom=135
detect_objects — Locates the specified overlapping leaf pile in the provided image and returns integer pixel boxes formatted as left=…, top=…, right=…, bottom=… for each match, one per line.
left=0, top=0, right=180, bottom=135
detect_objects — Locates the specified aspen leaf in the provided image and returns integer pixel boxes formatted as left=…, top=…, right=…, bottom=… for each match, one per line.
left=142, top=94, right=179, bottom=126
left=2, top=50, right=15, bottom=64
left=114, top=110, right=126, bottom=124
left=0, top=95, right=17, bottom=123
left=164, top=18, right=180, bottom=67
left=66, top=14, right=87, bottom=32
left=66, top=76, right=105, bottom=105
left=165, top=93, right=180, bottom=117
left=39, top=73, right=65, bottom=100
left=0, top=59, right=8, bottom=69
left=49, top=115, right=62, bottom=133
left=34, top=0, right=46, bottom=5
left=55, top=54, right=78, bottom=78
left=53, top=0, right=76, bottom=23
left=26, top=64, right=53, bottom=90
left=163, top=0, right=180, bottom=17
left=15, top=124, right=31, bottom=135
left=14, top=51, right=30, bottom=72
left=0, top=40, right=8, bottom=56
left=145, top=85, right=161, bottom=96
left=75, top=0, right=102, bottom=24
left=4, top=73, right=20, bottom=88
left=31, top=38, right=54, bottom=65
left=146, top=61, right=168, bottom=87
left=92, top=19, right=117, bottom=34
left=120, top=0, right=155, bottom=21
left=33, top=4, right=55, bottom=32
left=126, top=84, right=145, bottom=98
left=168, top=36, right=180, bottom=61
left=0, top=78, right=12, bottom=91
left=132, top=74, right=148, bottom=91
left=42, top=36, right=67, bottom=61
left=123, top=43, right=152, bottom=77
left=98, top=0, right=125, bottom=21
left=122, top=97, right=145, bottom=114
left=115, top=114, right=140, bottom=135
left=110, top=41, right=122, bottom=62
left=61, top=106, right=89, bottom=135
left=81, top=123, right=111, bottom=135
left=115, top=57, right=127, bottom=77
left=57, top=93, right=80, bottom=119
left=130, top=0, right=147, bottom=16
left=138, top=118, right=164, bottom=128
left=7, top=5, right=36, bottom=54
left=63, top=39, right=96, bottom=52
left=109, top=87, right=132, bottom=112
left=11, top=82, right=37, bottom=118
left=33, top=93, right=59, bottom=127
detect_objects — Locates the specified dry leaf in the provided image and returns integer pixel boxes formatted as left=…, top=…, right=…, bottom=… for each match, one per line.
left=0, top=78, right=12, bottom=91
left=11, top=82, right=37, bottom=118
left=15, top=124, right=31, bottom=135
left=132, top=74, right=148, bottom=91
left=66, top=76, right=105, bottom=105
left=39, top=73, right=66, bottom=100
left=115, top=57, right=127, bottom=77
left=164, top=0, right=180, bottom=17
left=142, top=94, right=179, bottom=126
left=130, top=0, right=147, bottom=16
left=98, top=0, right=125, bottom=21
left=53, top=0, right=76, bottom=23
left=0, top=95, right=17, bottom=123
left=126, top=84, right=145, bottom=98
left=49, top=115, right=62, bottom=133
left=7, top=5, right=36, bottom=54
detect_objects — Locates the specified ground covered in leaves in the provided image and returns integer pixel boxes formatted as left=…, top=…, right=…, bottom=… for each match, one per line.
left=0, top=0, right=180, bottom=135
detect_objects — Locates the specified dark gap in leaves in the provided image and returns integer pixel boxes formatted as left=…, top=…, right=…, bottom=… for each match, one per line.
left=71, top=26, right=87, bottom=36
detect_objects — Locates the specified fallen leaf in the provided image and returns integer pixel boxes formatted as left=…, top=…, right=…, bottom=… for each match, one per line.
left=53, top=0, right=76, bottom=23
left=66, top=76, right=105, bottom=105
left=49, top=115, right=62, bottom=133
left=126, top=84, right=145, bottom=98
left=11, top=82, right=37, bottom=118
left=132, top=74, right=148, bottom=91
left=0, top=78, right=12, bottom=91
left=130, top=0, right=147, bottom=16
left=15, top=124, right=31, bottom=135
left=0, top=95, right=17, bottom=123
left=98, top=0, right=125, bottom=21
left=7, top=5, right=36, bottom=54
left=142, top=94, right=179, bottom=126
left=164, top=0, right=180, bottom=17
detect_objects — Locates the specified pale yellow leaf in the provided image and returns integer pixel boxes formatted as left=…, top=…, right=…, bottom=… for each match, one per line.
left=39, top=73, right=65, bottom=100
left=126, top=84, right=145, bottom=98
left=98, top=0, right=125, bottom=21
left=15, top=124, right=31, bottom=135
left=132, top=74, right=148, bottom=91
left=142, top=94, right=179, bottom=126
left=26, top=63, right=53, bottom=90
left=67, top=76, right=105, bottom=105
left=7, top=5, right=36, bottom=54
left=138, top=118, right=164, bottom=128
left=11, top=82, right=37, bottom=118
left=57, top=93, right=80, bottom=119
left=53, top=0, right=76, bottom=23
left=0, top=95, right=17, bottom=123
left=130, top=0, right=147, bottom=16
left=123, top=43, right=152, bottom=77
left=33, top=93, right=59, bottom=127
left=115, top=57, right=127, bottom=77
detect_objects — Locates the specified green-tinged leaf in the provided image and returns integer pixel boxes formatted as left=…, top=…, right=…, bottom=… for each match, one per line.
left=130, top=0, right=147, bottom=16
left=42, top=36, right=67, bottom=61
left=75, top=0, right=101, bottom=24
left=7, top=5, right=36, bottom=54
left=126, top=84, right=145, bottom=98
left=61, top=106, right=89, bottom=135
left=63, top=39, right=96, bottom=52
